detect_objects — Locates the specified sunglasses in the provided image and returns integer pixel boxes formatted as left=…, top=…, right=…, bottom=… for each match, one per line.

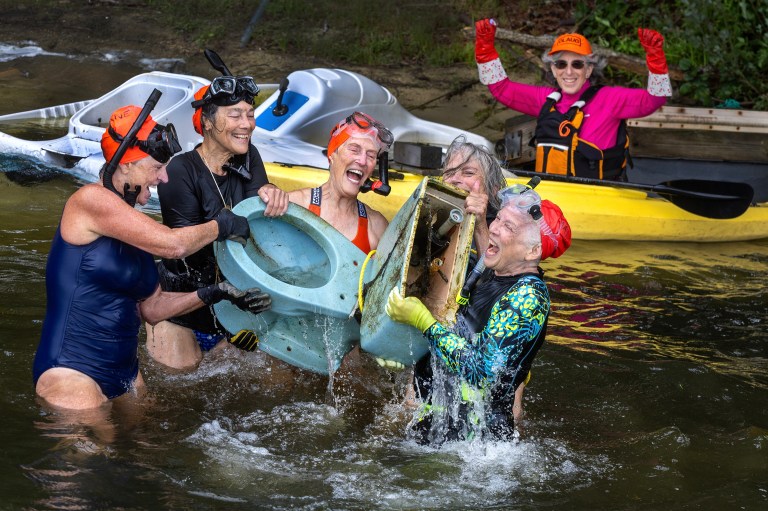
left=553, top=59, right=587, bottom=70
left=110, top=123, right=181, bottom=164
left=342, top=111, right=394, bottom=148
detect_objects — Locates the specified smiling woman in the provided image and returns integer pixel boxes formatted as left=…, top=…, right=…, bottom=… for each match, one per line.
left=147, top=71, right=290, bottom=372
left=287, top=110, right=392, bottom=255
left=474, top=18, right=671, bottom=181
left=31, top=102, right=256, bottom=410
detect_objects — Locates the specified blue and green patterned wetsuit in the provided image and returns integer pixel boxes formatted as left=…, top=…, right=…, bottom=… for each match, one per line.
left=413, top=269, right=549, bottom=443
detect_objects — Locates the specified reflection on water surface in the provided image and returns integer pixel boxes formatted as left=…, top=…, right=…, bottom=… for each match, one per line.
left=1, top=47, right=767, bottom=508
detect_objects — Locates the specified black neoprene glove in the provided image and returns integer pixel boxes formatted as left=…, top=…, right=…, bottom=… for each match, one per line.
left=214, top=208, right=250, bottom=245
left=197, top=281, right=272, bottom=314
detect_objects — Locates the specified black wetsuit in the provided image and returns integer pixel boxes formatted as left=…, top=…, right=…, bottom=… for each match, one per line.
left=156, top=143, right=269, bottom=334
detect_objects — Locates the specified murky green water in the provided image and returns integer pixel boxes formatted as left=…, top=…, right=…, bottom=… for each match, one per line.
left=1, top=49, right=767, bottom=510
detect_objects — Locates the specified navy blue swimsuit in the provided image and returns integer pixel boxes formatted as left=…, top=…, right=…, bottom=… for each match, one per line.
left=33, top=228, right=159, bottom=398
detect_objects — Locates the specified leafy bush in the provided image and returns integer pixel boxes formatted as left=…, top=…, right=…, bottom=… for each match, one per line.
left=575, top=0, right=768, bottom=109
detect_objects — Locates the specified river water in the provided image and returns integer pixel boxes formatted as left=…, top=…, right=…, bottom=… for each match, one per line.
left=1, top=46, right=767, bottom=510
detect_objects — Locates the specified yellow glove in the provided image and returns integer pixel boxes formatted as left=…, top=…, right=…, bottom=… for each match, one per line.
left=229, top=329, right=260, bottom=352
left=375, top=357, right=405, bottom=371
left=385, top=287, right=436, bottom=333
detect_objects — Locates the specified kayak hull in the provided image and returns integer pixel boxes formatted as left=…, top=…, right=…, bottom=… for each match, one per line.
left=265, top=162, right=768, bottom=242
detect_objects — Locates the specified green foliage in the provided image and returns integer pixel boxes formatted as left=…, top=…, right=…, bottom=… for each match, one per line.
left=574, top=0, right=768, bottom=109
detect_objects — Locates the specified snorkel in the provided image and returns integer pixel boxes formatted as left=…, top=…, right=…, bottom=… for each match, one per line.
left=193, top=49, right=259, bottom=176
left=101, top=89, right=162, bottom=206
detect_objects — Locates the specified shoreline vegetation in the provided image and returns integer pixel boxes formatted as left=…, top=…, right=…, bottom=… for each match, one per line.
left=1, top=0, right=766, bottom=112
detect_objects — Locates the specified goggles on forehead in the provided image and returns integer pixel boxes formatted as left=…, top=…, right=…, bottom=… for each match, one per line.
left=497, top=183, right=542, bottom=214
left=191, top=76, right=260, bottom=108
left=333, top=111, right=394, bottom=149
left=109, top=122, right=182, bottom=164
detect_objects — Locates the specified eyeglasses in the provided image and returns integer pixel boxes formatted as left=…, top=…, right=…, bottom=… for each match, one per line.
left=337, top=111, right=394, bottom=149
left=553, top=59, right=587, bottom=70
left=109, top=123, right=181, bottom=164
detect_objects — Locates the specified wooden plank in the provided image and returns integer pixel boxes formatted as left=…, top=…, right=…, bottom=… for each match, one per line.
left=628, top=127, right=768, bottom=162
left=629, top=105, right=768, bottom=133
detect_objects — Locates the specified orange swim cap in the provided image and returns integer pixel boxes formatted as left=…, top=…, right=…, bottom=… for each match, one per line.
left=549, top=33, right=592, bottom=56
left=192, top=85, right=210, bottom=135
left=100, top=105, right=157, bottom=164
left=326, top=111, right=391, bottom=161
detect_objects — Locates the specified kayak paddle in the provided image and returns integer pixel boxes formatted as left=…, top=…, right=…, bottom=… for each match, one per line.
left=508, top=169, right=754, bottom=219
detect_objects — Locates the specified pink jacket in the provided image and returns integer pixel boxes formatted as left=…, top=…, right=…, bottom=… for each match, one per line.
left=488, top=80, right=666, bottom=150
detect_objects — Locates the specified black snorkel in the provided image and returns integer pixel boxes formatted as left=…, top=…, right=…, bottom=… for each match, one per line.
left=200, top=49, right=256, bottom=177
left=102, top=88, right=163, bottom=207
left=360, top=151, right=392, bottom=196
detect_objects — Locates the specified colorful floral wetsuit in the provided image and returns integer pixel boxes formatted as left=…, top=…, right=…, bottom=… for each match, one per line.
left=413, top=270, right=549, bottom=443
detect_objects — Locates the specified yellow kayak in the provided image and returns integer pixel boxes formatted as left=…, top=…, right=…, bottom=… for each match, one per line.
left=264, top=162, right=768, bottom=242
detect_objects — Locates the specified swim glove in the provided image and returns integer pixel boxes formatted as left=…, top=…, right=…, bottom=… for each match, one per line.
left=214, top=208, right=249, bottom=245
left=229, top=329, right=260, bottom=352
left=474, top=19, right=499, bottom=63
left=198, top=281, right=272, bottom=314
left=385, top=287, right=436, bottom=333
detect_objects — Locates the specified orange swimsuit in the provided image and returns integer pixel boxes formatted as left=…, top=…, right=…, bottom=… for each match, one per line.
left=308, top=187, right=371, bottom=253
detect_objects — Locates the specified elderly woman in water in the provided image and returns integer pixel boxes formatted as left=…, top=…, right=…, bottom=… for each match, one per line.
left=32, top=104, right=266, bottom=410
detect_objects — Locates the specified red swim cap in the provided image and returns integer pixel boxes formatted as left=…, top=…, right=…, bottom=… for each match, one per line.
left=539, top=199, right=572, bottom=260
left=100, top=105, right=157, bottom=164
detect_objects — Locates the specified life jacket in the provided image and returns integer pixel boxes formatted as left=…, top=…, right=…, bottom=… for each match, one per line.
left=531, top=85, right=631, bottom=180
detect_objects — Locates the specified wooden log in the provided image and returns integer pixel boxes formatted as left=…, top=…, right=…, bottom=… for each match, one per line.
left=462, top=26, right=684, bottom=81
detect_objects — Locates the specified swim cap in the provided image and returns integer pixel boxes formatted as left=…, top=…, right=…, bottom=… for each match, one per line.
left=549, top=33, right=592, bottom=56
left=192, top=85, right=210, bottom=135
left=100, top=105, right=157, bottom=164
left=327, top=111, right=392, bottom=161
left=539, top=199, right=571, bottom=260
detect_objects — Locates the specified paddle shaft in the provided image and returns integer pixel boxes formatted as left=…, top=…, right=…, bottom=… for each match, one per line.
left=507, top=169, right=754, bottom=219
left=509, top=169, right=741, bottom=200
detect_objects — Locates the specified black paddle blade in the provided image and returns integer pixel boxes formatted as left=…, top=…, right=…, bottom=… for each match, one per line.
left=660, top=180, right=754, bottom=219
left=204, top=49, right=233, bottom=76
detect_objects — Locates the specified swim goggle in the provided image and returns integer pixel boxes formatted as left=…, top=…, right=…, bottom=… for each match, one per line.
left=108, top=122, right=182, bottom=164
left=332, top=111, right=394, bottom=150
left=497, top=183, right=542, bottom=215
left=191, top=76, right=260, bottom=108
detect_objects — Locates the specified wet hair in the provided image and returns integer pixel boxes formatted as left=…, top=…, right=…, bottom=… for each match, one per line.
left=199, top=102, right=221, bottom=135
left=541, top=50, right=607, bottom=83
left=442, top=135, right=507, bottom=211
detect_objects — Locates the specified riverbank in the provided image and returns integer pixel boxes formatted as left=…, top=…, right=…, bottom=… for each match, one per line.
left=0, top=0, right=545, bottom=141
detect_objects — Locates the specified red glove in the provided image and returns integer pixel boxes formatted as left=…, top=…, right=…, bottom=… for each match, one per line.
left=638, top=28, right=668, bottom=74
left=475, top=18, right=499, bottom=64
